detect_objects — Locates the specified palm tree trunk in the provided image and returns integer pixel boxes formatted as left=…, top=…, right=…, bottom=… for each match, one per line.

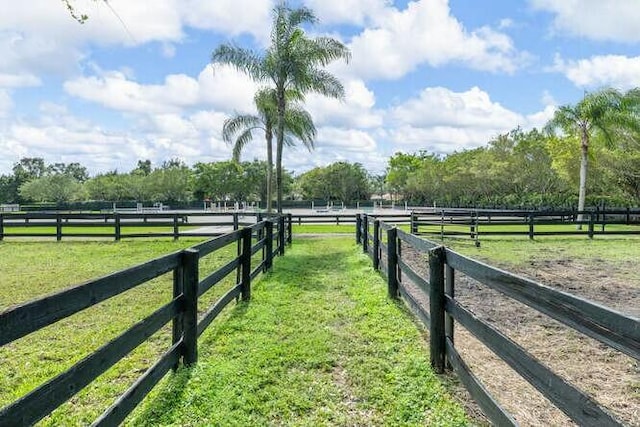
left=266, top=128, right=273, bottom=213
left=577, top=128, right=589, bottom=230
left=276, top=87, right=286, bottom=214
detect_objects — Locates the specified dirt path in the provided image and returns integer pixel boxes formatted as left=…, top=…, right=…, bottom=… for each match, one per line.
left=399, top=246, right=639, bottom=426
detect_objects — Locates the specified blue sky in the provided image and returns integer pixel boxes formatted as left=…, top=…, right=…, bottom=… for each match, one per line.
left=2, top=0, right=640, bottom=176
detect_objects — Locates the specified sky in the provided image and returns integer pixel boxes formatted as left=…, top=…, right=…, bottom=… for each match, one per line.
left=1, top=0, right=640, bottom=176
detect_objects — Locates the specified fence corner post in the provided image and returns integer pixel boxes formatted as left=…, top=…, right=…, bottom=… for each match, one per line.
left=265, top=220, right=273, bottom=272
left=373, top=219, right=380, bottom=270
left=356, top=214, right=362, bottom=244
left=387, top=227, right=399, bottom=299
left=241, top=227, right=252, bottom=301
left=429, top=245, right=446, bottom=373
left=182, top=248, right=199, bottom=366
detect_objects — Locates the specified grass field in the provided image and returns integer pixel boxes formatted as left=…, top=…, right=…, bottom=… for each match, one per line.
left=0, top=236, right=469, bottom=425
left=1, top=225, right=200, bottom=237
left=0, top=238, right=240, bottom=425
left=127, top=237, right=468, bottom=426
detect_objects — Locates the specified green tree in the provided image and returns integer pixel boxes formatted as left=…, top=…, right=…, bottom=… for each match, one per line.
left=19, top=174, right=85, bottom=203
left=192, top=161, right=244, bottom=202
left=298, top=162, right=370, bottom=203
left=212, top=2, right=350, bottom=212
left=545, top=88, right=640, bottom=225
left=386, top=152, right=430, bottom=201
left=222, top=88, right=315, bottom=212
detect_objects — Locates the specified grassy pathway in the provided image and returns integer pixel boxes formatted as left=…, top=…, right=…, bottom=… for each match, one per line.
left=130, top=237, right=468, bottom=426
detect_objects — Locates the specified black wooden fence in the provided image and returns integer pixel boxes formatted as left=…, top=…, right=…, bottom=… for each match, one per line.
left=0, top=217, right=291, bottom=426
left=411, top=208, right=640, bottom=240
left=0, top=212, right=296, bottom=241
left=356, top=213, right=639, bottom=426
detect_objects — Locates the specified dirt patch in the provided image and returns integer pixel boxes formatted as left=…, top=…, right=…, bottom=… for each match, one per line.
left=398, top=246, right=639, bottom=426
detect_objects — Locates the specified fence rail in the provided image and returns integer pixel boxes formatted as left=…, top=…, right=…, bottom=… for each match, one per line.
left=411, top=208, right=640, bottom=240
left=356, top=214, right=639, bottom=426
left=0, top=216, right=292, bottom=426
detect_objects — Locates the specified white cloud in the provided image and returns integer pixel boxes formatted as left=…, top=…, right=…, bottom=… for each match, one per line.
left=337, top=0, right=526, bottom=80
left=303, top=0, right=391, bottom=26
left=0, top=73, right=41, bottom=88
left=388, top=86, right=554, bottom=154
left=0, top=0, right=273, bottom=80
left=305, top=79, right=383, bottom=128
left=552, top=54, right=640, bottom=90
left=530, top=0, right=640, bottom=42
left=0, top=90, right=12, bottom=116
left=64, top=65, right=260, bottom=115
left=181, top=0, right=273, bottom=42
left=391, top=86, right=521, bottom=129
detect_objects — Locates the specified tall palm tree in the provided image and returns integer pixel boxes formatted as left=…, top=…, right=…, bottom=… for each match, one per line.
left=222, top=88, right=316, bottom=212
left=545, top=88, right=640, bottom=227
left=212, top=2, right=350, bottom=212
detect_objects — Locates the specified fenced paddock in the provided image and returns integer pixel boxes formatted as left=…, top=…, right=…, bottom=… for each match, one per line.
left=0, top=217, right=290, bottom=426
left=410, top=208, right=640, bottom=240
left=0, top=212, right=265, bottom=241
left=357, top=214, right=639, bottom=426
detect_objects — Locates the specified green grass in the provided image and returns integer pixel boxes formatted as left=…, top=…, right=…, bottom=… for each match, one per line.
left=128, top=237, right=468, bottom=426
left=0, top=238, right=240, bottom=425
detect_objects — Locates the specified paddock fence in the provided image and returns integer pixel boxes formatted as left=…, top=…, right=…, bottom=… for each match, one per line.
left=357, top=213, right=639, bottom=426
left=410, top=207, right=640, bottom=240
left=0, top=216, right=291, bottom=426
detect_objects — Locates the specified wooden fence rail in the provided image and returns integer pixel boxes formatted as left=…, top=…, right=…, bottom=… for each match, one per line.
left=356, top=214, right=639, bottom=426
left=0, top=216, right=292, bottom=426
left=411, top=208, right=640, bottom=240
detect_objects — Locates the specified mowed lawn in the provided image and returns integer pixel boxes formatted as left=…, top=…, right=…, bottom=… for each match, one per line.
left=0, top=237, right=469, bottom=425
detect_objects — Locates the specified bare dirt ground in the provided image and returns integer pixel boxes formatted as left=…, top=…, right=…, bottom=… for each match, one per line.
left=399, top=246, right=639, bottom=426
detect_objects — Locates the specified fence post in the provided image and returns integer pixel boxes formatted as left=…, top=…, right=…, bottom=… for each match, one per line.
left=265, top=220, right=273, bottom=272
left=410, top=212, right=417, bottom=234
left=114, top=213, right=121, bottom=241
left=56, top=213, right=62, bottom=241
left=182, top=248, right=199, bottom=366
left=0, top=214, right=3, bottom=241
left=172, top=260, right=184, bottom=371
left=278, top=215, right=286, bottom=256
left=173, top=213, right=179, bottom=241
left=233, top=213, right=239, bottom=230
left=241, top=227, right=252, bottom=301
left=588, top=212, right=595, bottom=239
left=362, top=215, right=369, bottom=254
left=387, top=227, right=398, bottom=299
left=373, top=220, right=380, bottom=270
left=287, top=213, right=292, bottom=245
left=429, top=246, right=446, bottom=373
left=356, top=214, right=362, bottom=244
left=445, top=265, right=455, bottom=370
left=528, top=213, right=534, bottom=240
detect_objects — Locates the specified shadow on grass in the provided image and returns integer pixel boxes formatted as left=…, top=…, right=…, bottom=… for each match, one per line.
left=130, top=365, right=194, bottom=426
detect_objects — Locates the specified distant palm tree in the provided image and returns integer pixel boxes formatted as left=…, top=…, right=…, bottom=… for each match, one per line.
left=546, top=88, right=640, bottom=228
left=222, top=88, right=316, bottom=212
left=212, top=1, right=350, bottom=212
